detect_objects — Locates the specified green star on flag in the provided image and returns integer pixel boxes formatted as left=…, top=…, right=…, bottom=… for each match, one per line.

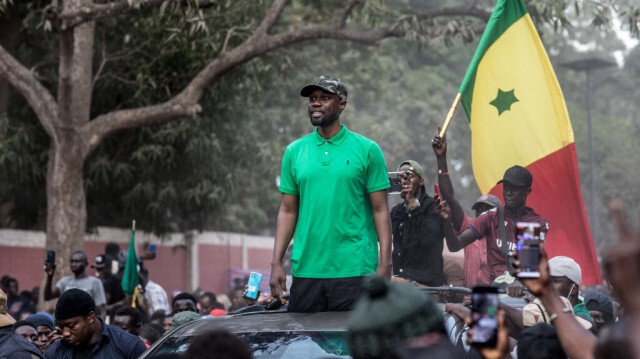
left=490, top=88, right=519, bottom=115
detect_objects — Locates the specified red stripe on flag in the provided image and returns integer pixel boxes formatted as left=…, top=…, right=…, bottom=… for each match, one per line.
left=489, top=144, right=602, bottom=285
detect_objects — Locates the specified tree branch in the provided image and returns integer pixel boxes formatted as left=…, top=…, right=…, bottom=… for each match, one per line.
left=254, top=0, right=288, bottom=36
left=80, top=3, right=491, bottom=156
left=0, top=43, right=58, bottom=138
left=414, top=5, right=491, bottom=22
left=56, top=0, right=215, bottom=30
left=339, top=0, right=364, bottom=28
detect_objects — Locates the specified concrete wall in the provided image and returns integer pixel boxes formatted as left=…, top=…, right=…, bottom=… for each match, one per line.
left=0, top=227, right=274, bottom=301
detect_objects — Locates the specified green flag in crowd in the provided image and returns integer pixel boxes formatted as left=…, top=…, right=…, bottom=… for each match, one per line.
left=121, top=221, right=139, bottom=296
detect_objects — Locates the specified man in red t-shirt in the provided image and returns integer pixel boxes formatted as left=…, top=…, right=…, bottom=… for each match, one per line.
left=433, top=134, right=497, bottom=288
left=439, top=165, right=549, bottom=285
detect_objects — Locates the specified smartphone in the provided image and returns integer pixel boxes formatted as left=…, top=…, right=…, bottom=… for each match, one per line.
left=433, top=184, right=440, bottom=198
left=244, top=272, right=262, bottom=300
left=46, top=250, right=56, bottom=268
left=149, top=243, right=157, bottom=253
left=388, top=177, right=402, bottom=193
left=471, top=285, right=499, bottom=348
left=516, top=222, right=541, bottom=278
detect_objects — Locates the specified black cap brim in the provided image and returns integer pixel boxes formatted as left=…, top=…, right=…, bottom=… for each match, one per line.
left=497, top=179, right=527, bottom=187
left=300, top=85, right=337, bottom=97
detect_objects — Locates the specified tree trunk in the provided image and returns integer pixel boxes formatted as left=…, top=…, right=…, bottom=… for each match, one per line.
left=39, top=0, right=95, bottom=309
left=0, top=2, right=20, bottom=115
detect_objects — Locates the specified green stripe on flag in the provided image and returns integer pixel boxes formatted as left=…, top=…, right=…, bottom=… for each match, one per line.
left=458, top=0, right=528, bottom=122
left=121, top=227, right=139, bottom=296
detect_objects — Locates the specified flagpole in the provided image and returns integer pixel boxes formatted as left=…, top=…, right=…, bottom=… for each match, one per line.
left=439, top=93, right=462, bottom=138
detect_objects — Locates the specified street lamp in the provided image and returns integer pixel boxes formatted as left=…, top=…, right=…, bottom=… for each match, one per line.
left=560, top=56, right=616, bottom=245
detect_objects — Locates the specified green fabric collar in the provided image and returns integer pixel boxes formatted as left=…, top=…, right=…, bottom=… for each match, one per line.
left=313, top=124, right=349, bottom=146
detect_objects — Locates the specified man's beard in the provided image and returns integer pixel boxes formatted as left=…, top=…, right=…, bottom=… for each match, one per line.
left=309, top=111, right=339, bottom=127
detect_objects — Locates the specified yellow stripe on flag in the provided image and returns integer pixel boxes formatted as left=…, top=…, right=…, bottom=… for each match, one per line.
left=470, top=14, right=574, bottom=193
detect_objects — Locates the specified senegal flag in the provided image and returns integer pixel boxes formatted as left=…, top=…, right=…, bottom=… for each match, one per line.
left=459, top=0, right=601, bottom=284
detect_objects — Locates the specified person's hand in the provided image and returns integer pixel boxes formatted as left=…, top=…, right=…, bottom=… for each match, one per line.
left=375, top=261, right=392, bottom=278
left=605, top=199, right=640, bottom=316
left=242, top=287, right=260, bottom=306
left=466, top=310, right=510, bottom=359
left=46, top=327, right=63, bottom=348
left=516, top=243, right=552, bottom=297
left=400, top=182, right=415, bottom=203
left=606, top=198, right=640, bottom=359
left=435, top=194, right=450, bottom=221
left=431, top=127, right=447, bottom=158
left=505, top=280, right=524, bottom=297
left=390, top=276, right=409, bottom=283
left=445, top=303, right=471, bottom=320
left=43, top=260, right=56, bottom=276
left=268, top=263, right=287, bottom=304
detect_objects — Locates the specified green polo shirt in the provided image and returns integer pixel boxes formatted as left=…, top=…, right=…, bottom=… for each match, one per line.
left=280, top=125, right=390, bottom=278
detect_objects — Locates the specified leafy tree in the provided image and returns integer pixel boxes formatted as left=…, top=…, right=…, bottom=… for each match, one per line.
left=0, top=0, right=637, bottom=281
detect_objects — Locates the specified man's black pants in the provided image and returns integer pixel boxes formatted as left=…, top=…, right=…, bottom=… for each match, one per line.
left=287, top=276, right=365, bottom=312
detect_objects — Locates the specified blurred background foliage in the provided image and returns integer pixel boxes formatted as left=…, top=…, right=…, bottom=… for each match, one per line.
left=0, top=0, right=637, bottom=252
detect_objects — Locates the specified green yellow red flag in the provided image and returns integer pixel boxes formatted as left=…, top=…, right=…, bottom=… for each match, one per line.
left=458, top=0, right=601, bottom=284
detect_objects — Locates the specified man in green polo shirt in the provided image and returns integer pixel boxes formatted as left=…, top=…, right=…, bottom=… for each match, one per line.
left=269, top=75, right=392, bottom=312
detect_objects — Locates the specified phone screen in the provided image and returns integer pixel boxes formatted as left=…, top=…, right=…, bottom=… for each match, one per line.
left=516, top=222, right=541, bottom=278
left=46, top=250, right=56, bottom=267
left=388, top=177, right=402, bottom=194
left=244, top=272, right=262, bottom=300
left=471, top=285, right=499, bottom=347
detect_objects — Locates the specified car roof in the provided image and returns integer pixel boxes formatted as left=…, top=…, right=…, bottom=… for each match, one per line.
left=169, top=310, right=351, bottom=336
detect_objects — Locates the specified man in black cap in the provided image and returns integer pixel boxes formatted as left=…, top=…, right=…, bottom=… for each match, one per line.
left=390, top=160, right=445, bottom=286
left=269, top=75, right=392, bottom=312
left=0, top=289, right=44, bottom=359
left=438, top=165, right=549, bottom=284
left=45, top=288, right=146, bottom=359
left=92, top=255, right=125, bottom=308
left=25, top=313, right=54, bottom=354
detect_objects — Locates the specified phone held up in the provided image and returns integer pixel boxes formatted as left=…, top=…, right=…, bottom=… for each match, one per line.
left=471, top=285, right=499, bottom=348
left=387, top=171, right=410, bottom=194
left=515, top=222, right=541, bottom=279
left=46, top=250, right=56, bottom=269
left=244, top=272, right=263, bottom=300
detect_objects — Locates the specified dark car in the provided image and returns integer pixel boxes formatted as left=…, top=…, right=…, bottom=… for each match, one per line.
left=140, top=288, right=525, bottom=359
left=140, top=310, right=353, bottom=358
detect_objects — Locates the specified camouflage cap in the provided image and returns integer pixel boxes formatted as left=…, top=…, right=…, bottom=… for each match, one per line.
left=398, top=160, right=424, bottom=179
left=300, top=75, right=348, bottom=100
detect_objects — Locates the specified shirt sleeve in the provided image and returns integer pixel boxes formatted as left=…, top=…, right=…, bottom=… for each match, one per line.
left=365, top=142, right=390, bottom=193
left=55, top=277, right=66, bottom=293
left=279, top=146, right=299, bottom=196
left=92, top=278, right=107, bottom=307
left=468, top=209, right=495, bottom=240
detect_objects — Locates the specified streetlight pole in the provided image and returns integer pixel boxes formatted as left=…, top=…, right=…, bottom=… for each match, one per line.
left=561, top=57, right=616, bottom=245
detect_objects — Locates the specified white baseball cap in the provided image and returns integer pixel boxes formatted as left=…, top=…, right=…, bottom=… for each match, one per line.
left=548, top=256, right=582, bottom=286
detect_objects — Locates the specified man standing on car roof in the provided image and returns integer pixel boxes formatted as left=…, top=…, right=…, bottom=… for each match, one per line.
left=269, top=75, right=392, bottom=312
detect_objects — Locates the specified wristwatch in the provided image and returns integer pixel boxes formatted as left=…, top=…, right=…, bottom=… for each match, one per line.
left=405, top=199, right=420, bottom=213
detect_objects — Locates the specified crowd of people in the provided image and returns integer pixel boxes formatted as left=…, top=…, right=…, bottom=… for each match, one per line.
left=1, top=75, right=639, bottom=358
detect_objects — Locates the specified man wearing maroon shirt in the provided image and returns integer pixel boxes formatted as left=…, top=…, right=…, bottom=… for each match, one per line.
left=439, top=165, right=549, bottom=283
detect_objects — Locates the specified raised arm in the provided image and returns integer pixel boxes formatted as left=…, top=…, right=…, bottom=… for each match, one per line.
left=43, top=261, right=61, bottom=300
left=437, top=198, right=477, bottom=252
left=269, top=193, right=299, bottom=302
left=432, top=132, right=466, bottom=231
left=369, top=190, right=392, bottom=278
